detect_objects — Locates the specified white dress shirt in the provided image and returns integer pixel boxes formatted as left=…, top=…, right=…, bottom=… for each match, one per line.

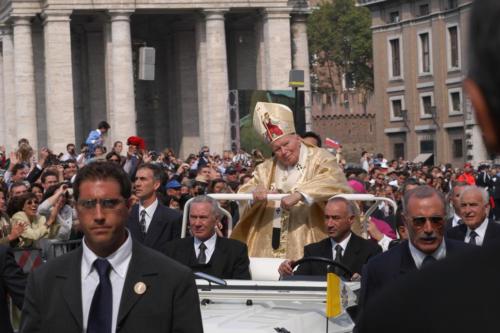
left=408, top=239, right=447, bottom=269
left=330, top=233, right=352, bottom=258
left=466, top=218, right=489, bottom=246
left=451, top=213, right=463, bottom=228
left=81, top=232, right=133, bottom=333
left=194, top=233, right=217, bottom=263
left=139, top=199, right=158, bottom=233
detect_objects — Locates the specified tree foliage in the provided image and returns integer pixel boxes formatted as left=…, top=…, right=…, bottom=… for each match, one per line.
left=308, top=0, right=373, bottom=95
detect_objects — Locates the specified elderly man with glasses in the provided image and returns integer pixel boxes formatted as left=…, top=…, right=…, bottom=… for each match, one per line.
left=358, top=185, right=470, bottom=309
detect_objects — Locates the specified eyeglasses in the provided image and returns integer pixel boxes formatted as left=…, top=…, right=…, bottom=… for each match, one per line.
left=77, top=198, right=124, bottom=210
left=26, top=200, right=39, bottom=205
left=411, top=216, right=445, bottom=227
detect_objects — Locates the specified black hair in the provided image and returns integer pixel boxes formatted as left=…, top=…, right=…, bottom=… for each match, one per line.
left=7, top=192, right=37, bottom=217
left=11, top=163, right=26, bottom=176
left=97, top=121, right=110, bottom=130
left=301, top=131, right=322, bottom=147
left=73, top=162, right=131, bottom=201
left=136, top=163, right=164, bottom=183
left=41, top=170, right=59, bottom=184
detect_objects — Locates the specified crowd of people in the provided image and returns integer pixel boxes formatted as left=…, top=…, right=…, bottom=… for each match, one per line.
left=0, top=121, right=499, bottom=263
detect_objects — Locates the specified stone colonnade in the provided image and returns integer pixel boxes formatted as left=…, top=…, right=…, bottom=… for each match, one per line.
left=0, top=7, right=311, bottom=155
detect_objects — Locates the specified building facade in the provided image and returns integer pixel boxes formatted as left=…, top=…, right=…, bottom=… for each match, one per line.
left=0, top=0, right=311, bottom=157
left=360, top=0, right=488, bottom=166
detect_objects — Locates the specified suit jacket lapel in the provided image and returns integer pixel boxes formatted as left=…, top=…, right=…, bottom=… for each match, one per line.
left=60, top=248, right=84, bottom=330
left=343, top=234, right=360, bottom=269
left=117, top=241, right=159, bottom=325
left=144, top=206, right=164, bottom=246
left=399, top=241, right=417, bottom=275
left=484, top=221, right=494, bottom=244
left=458, top=224, right=467, bottom=241
left=320, top=238, right=334, bottom=260
left=209, top=238, right=227, bottom=277
left=129, top=205, right=145, bottom=242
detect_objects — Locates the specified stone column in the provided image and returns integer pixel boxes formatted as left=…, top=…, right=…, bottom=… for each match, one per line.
left=254, top=16, right=266, bottom=90
left=1, top=26, right=16, bottom=150
left=109, top=10, right=136, bottom=146
left=202, top=10, right=230, bottom=153
left=13, top=16, right=38, bottom=148
left=262, top=9, right=292, bottom=90
left=291, top=14, right=312, bottom=131
left=0, top=41, right=4, bottom=145
left=43, top=11, right=76, bottom=153
left=195, top=16, right=207, bottom=150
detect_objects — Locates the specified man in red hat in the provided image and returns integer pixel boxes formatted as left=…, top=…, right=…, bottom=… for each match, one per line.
left=123, top=136, right=146, bottom=178
left=457, top=162, right=476, bottom=185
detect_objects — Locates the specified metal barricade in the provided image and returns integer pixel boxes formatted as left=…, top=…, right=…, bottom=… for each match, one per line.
left=47, top=239, right=82, bottom=259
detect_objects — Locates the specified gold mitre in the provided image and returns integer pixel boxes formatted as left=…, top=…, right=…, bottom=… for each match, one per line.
left=253, top=102, right=296, bottom=143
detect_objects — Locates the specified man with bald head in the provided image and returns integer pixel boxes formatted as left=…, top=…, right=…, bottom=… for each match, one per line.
left=446, top=186, right=500, bottom=246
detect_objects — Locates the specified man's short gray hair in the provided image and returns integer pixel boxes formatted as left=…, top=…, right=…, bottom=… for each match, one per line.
left=327, top=196, right=359, bottom=216
left=402, top=185, right=447, bottom=215
left=190, top=195, right=221, bottom=218
left=459, top=185, right=490, bottom=205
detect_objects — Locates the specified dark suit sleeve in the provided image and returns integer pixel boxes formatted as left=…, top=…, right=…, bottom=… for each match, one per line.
left=19, top=269, right=41, bottom=333
left=232, top=243, right=251, bottom=280
left=171, top=268, right=203, bottom=333
left=358, top=261, right=376, bottom=309
left=170, top=212, right=183, bottom=240
left=26, top=166, right=43, bottom=184
left=3, top=247, right=27, bottom=309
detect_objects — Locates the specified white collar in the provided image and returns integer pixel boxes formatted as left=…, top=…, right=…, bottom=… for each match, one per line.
left=139, top=198, right=158, bottom=217
left=466, top=218, right=489, bottom=240
left=82, top=230, right=132, bottom=279
left=330, top=232, right=352, bottom=252
left=408, top=238, right=447, bottom=269
left=194, top=232, right=217, bottom=250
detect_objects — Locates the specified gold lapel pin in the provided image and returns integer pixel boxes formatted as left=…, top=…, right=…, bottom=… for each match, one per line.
left=134, top=282, right=147, bottom=295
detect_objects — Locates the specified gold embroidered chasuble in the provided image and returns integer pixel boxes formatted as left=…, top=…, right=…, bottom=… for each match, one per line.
left=231, top=143, right=351, bottom=260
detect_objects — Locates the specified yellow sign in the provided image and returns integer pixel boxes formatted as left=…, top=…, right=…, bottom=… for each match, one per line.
left=326, top=272, right=342, bottom=318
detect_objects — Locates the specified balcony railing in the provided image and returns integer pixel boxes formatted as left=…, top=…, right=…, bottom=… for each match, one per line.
left=357, top=0, right=388, bottom=6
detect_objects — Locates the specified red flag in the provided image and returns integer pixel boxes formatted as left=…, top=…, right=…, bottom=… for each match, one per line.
left=325, top=137, right=341, bottom=149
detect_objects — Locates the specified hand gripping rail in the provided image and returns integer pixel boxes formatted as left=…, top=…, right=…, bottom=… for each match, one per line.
left=181, top=193, right=397, bottom=239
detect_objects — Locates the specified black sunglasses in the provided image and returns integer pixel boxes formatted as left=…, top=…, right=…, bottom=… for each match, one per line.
left=411, top=216, right=445, bottom=227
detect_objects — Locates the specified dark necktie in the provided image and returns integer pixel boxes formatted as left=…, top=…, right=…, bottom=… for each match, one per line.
left=139, top=210, right=147, bottom=235
left=469, top=230, right=478, bottom=245
left=421, top=255, right=436, bottom=268
left=334, top=244, right=343, bottom=263
left=198, top=242, right=207, bottom=264
left=87, top=259, right=112, bottom=333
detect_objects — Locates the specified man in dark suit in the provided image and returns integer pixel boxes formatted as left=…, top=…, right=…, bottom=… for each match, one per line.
left=357, top=2, right=500, bottom=331
left=445, top=181, right=468, bottom=230
left=446, top=185, right=500, bottom=246
left=166, top=195, right=251, bottom=280
left=20, top=162, right=202, bottom=333
left=128, top=163, right=182, bottom=254
left=278, top=197, right=382, bottom=279
left=358, top=186, right=470, bottom=308
left=1, top=245, right=26, bottom=333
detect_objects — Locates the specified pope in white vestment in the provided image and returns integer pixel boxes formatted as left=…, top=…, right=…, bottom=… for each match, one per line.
left=231, top=102, right=351, bottom=260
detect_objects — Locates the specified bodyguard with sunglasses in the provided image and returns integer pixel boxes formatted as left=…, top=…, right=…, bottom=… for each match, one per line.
left=20, top=162, right=203, bottom=333
left=358, top=186, right=470, bottom=309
